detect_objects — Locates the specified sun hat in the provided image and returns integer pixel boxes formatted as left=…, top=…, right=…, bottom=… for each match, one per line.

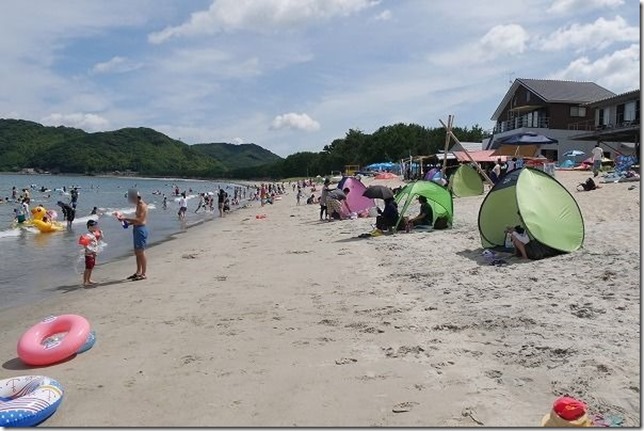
left=541, top=397, right=593, bottom=427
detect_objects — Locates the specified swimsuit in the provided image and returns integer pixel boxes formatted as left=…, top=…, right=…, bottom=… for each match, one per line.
left=133, top=225, right=149, bottom=250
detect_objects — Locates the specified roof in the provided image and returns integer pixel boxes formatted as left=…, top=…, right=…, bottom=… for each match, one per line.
left=454, top=141, right=483, bottom=152
left=583, top=89, right=640, bottom=108
left=452, top=150, right=506, bottom=163
left=491, top=78, right=616, bottom=120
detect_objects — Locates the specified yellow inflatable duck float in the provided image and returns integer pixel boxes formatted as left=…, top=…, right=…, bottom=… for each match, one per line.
left=30, top=205, right=64, bottom=233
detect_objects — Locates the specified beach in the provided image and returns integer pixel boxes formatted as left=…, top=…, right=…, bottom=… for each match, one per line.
left=0, top=170, right=639, bottom=426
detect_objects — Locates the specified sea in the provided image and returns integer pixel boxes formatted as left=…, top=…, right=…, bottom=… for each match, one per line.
left=0, top=173, right=245, bottom=311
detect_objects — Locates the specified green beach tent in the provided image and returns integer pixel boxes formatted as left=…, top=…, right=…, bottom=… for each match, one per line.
left=449, top=164, right=484, bottom=197
left=395, top=181, right=453, bottom=229
left=478, top=167, right=584, bottom=254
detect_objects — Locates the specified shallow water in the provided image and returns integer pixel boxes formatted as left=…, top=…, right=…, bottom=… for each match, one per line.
left=0, top=174, right=245, bottom=311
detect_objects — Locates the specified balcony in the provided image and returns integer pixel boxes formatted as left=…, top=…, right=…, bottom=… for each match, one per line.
left=568, top=114, right=640, bottom=132
left=493, top=116, right=550, bottom=133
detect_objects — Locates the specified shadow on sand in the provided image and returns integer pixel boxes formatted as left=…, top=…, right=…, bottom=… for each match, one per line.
left=2, top=353, right=77, bottom=371
left=47, top=279, right=127, bottom=294
left=457, top=248, right=528, bottom=266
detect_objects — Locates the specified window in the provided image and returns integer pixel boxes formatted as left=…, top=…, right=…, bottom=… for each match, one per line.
left=624, top=101, right=636, bottom=121
left=526, top=91, right=531, bottom=102
left=570, top=106, right=587, bottom=117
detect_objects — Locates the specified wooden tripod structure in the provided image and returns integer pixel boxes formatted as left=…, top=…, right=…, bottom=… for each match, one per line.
left=439, top=116, right=495, bottom=186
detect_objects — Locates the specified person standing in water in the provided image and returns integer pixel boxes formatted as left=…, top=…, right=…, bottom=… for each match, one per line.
left=118, top=189, right=149, bottom=281
left=70, top=187, right=79, bottom=209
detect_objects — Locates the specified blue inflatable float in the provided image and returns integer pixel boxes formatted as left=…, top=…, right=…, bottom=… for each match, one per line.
left=0, top=375, right=64, bottom=427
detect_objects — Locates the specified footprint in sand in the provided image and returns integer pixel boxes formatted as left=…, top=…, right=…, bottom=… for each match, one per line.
left=392, top=401, right=419, bottom=413
left=335, top=357, right=357, bottom=365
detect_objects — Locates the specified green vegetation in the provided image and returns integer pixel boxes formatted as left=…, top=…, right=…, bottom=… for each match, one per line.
left=0, top=119, right=488, bottom=180
left=0, top=119, right=280, bottom=177
left=191, top=142, right=282, bottom=171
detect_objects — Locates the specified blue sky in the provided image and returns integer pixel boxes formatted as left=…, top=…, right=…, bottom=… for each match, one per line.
left=0, top=0, right=639, bottom=157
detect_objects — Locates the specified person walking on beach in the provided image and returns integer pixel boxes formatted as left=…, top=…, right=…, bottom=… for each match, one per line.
left=296, top=188, right=302, bottom=205
left=491, top=159, right=502, bottom=183
left=218, top=188, right=226, bottom=217
left=118, top=189, right=149, bottom=281
left=319, top=178, right=330, bottom=220
left=592, top=143, right=604, bottom=177
left=178, top=192, right=187, bottom=220
left=82, top=219, right=103, bottom=287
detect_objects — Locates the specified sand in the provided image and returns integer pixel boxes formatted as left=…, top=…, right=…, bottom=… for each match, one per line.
left=0, top=171, right=639, bottom=426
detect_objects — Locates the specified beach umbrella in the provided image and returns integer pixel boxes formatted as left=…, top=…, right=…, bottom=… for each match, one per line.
left=498, top=132, right=559, bottom=145
left=362, top=185, right=394, bottom=200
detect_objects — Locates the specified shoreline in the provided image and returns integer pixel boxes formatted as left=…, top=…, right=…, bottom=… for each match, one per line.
left=0, top=171, right=267, bottom=185
left=0, top=171, right=638, bottom=426
left=0, top=198, right=256, bottom=313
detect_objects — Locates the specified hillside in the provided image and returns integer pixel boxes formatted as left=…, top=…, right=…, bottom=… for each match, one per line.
left=0, top=119, right=281, bottom=177
left=192, top=142, right=282, bottom=170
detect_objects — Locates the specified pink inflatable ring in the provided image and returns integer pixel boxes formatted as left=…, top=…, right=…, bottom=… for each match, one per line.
left=18, top=315, right=91, bottom=366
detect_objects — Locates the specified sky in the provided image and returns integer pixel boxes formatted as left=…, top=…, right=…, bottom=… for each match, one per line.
left=0, top=0, right=640, bottom=157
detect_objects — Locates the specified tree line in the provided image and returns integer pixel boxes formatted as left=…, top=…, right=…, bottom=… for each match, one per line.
left=229, top=123, right=489, bottom=179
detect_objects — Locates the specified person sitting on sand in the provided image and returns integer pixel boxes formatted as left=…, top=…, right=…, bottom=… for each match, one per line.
left=577, top=177, right=600, bottom=192
left=505, top=225, right=530, bottom=259
left=406, top=196, right=433, bottom=229
left=375, top=197, right=400, bottom=232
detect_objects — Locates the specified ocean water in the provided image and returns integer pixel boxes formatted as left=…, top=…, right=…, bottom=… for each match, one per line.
left=0, top=173, right=245, bottom=311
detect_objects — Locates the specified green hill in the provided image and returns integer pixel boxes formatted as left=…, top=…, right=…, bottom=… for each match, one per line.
left=0, top=119, right=281, bottom=177
left=191, top=142, right=282, bottom=170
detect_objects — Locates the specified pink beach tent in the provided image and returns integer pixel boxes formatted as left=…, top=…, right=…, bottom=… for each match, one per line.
left=337, top=176, right=375, bottom=215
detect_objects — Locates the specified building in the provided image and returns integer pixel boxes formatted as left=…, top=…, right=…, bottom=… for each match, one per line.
left=487, top=78, right=616, bottom=163
left=569, top=89, right=640, bottom=158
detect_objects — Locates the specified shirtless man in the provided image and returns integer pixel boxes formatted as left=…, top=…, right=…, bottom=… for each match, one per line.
left=118, top=189, right=149, bottom=281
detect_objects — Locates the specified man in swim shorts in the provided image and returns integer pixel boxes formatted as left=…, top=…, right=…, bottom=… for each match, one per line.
left=118, top=189, right=149, bottom=281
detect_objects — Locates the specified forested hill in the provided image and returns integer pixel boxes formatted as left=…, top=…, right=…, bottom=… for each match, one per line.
left=191, top=142, right=282, bottom=171
left=0, top=119, right=281, bottom=177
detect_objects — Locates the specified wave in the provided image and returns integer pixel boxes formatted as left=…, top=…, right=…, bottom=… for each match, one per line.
left=0, top=228, right=22, bottom=239
left=173, top=194, right=198, bottom=202
left=72, top=214, right=99, bottom=225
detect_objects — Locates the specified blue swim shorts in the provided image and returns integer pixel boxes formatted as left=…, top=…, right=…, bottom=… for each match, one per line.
left=133, top=225, right=149, bottom=250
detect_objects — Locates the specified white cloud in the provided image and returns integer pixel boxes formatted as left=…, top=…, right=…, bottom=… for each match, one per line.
left=91, top=56, right=143, bottom=74
left=374, top=10, right=392, bottom=21
left=232, top=137, right=244, bottom=145
left=41, top=113, right=110, bottom=131
left=270, top=113, right=320, bottom=132
left=149, top=0, right=379, bottom=43
left=434, top=23, right=529, bottom=66
left=547, top=0, right=624, bottom=14
left=549, top=44, right=639, bottom=93
left=480, top=24, right=528, bottom=55
left=536, top=16, right=638, bottom=53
